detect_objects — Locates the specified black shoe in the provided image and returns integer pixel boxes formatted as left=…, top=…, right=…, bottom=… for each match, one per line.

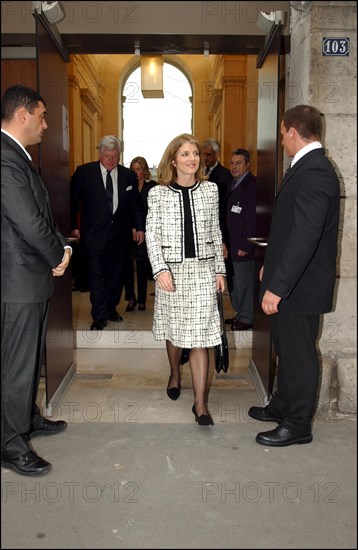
left=256, top=425, right=313, bottom=447
left=90, top=319, right=107, bottom=330
left=1, top=450, right=52, bottom=476
left=138, top=304, right=146, bottom=311
left=192, top=404, right=213, bottom=426
left=231, top=320, right=253, bottom=331
left=248, top=406, right=283, bottom=423
left=30, top=416, right=67, bottom=437
left=108, top=311, right=123, bottom=322
left=225, top=317, right=236, bottom=325
left=180, top=348, right=190, bottom=365
left=166, top=374, right=181, bottom=401
left=126, top=299, right=137, bottom=312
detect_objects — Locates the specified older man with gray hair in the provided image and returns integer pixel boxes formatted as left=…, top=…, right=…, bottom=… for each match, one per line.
left=70, top=135, right=145, bottom=330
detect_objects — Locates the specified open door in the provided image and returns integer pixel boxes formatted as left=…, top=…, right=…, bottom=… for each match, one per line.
left=249, top=22, right=285, bottom=405
left=35, top=13, right=76, bottom=415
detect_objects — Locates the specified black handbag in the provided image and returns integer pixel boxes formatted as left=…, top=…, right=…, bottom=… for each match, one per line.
left=180, top=348, right=190, bottom=365
left=215, top=291, right=229, bottom=373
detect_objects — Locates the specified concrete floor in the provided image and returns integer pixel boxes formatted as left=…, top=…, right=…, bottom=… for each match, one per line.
left=1, top=288, right=357, bottom=549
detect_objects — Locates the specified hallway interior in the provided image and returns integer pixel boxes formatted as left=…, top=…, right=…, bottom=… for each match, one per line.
left=1, top=286, right=356, bottom=549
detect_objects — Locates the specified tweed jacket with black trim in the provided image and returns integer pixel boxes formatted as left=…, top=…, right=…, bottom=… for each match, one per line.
left=146, top=180, right=226, bottom=278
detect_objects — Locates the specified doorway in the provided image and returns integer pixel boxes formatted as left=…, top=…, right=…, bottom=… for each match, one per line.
left=1, top=24, right=286, bottom=408
left=122, top=61, right=193, bottom=170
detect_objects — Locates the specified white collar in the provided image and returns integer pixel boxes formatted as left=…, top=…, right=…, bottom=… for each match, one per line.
left=207, top=161, right=218, bottom=174
left=291, top=141, right=322, bottom=167
left=1, top=128, right=32, bottom=160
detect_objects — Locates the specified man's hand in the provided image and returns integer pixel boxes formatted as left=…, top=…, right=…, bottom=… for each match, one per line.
left=135, top=231, right=145, bottom=245
left=71, top=229, right=80, bottom=241
left=52, top=248, right=71, bottom=277
left=261, top=290, right=281, bottom=315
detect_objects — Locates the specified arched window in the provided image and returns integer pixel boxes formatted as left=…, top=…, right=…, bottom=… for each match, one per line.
left=122, top=62, right=192, bottom=175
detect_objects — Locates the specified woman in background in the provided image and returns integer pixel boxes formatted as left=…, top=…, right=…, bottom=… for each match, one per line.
left=146, top=134, right=226, bottom=425
left=125, top=156, right=156, bottom=312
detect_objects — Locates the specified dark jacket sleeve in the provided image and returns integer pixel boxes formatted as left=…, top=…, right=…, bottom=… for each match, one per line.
left=260, top=150, right=340, bottom=313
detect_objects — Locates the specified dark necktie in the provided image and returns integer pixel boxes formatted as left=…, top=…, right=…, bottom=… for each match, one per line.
left=106, top=170, right=113, bottom=213
left=231, top=179, right=239, bottom=191
left=283, top=164, right=293, bottom=181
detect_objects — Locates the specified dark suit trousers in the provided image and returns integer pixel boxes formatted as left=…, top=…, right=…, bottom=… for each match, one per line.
left=268, top=311, right=320, bottom=435
left=125, top=257, right=150, bottom=305
left=86, top=233, right=127, bottom=321
left=1, top=301, right=49, bottom=457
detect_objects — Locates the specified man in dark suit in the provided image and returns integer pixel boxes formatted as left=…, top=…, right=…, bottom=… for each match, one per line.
left=249, top=105, right=340, bottom=447
left=202, top=138, right=232, bottom=231
left=1, top=85, right=71, bottom=476
left=70, top=136, right=145, bottom=330
left=223, top=149, right=256, bottom=331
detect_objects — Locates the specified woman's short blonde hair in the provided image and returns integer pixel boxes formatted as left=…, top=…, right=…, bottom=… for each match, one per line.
left=157, top=133, right=205, bottom=186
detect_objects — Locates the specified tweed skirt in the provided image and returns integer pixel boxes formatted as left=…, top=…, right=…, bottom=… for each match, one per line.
left=152, top=258, right=221, bottom=348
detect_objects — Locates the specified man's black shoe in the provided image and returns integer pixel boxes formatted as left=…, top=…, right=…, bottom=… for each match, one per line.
left=90, top=319, right=107, bottom=330
left=256, top=425, right=313, bottom=447
left=248, top=406, right=283, bottom=423
left=225, top=317, right=236, bottom=325
left=108, top=311, right=123, bottom=322
left=30, top=416, right=67, bottom=437
left=1, top=450, right=52, bottom=476
left=231, top=320, right=253, bottom=331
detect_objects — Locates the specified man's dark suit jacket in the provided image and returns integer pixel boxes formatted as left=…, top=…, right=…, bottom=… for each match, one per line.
left=70, top=161, right=145, bottom=250
left=208, top=162, right=233, bottom=231
left=209, top=162, right=232, bottom=196
left=223, top=172, right=257, bottom=263
left=1, top=132, right=66, bottom=303
left=260, top=148, right=340, bottom=314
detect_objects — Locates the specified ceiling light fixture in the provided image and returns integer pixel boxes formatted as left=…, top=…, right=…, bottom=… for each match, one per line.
left=141, top=55, right=164, bottom=98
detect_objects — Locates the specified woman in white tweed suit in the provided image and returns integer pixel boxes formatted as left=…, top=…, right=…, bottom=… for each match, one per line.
left=146, top=134, right=226, bottom=425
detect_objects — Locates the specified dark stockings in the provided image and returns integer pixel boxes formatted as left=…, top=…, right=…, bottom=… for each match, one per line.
left=166, top=340, right=182, bottom=389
